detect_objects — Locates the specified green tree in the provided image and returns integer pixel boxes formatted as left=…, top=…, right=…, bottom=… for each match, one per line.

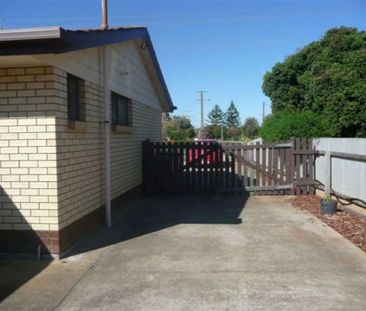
left=227, top=127, right=241, bottom=141
left=225, top=101, right=241, bottom=128
left=262, top=27, right=366, bottom=137
left=201, top=125, right=228, bottom=140
left=163, top=115, right=195, bottom=141
left=260, top=110, right=333, bottom=142
left=207, top=104, right=224, bottom=125
left=242, top=117, right=260, bottom=139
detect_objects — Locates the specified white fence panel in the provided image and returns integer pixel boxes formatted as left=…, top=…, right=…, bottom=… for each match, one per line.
left=313, top=138, right=366, bottom=202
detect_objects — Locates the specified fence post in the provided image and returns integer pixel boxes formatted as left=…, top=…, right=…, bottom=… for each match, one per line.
left=290, top=138, right=295, bottom=195
left=324, top=151, right=331, bottom=197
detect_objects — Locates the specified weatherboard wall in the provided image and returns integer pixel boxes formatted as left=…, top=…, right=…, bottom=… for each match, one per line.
left=33, top=41, right=163, bottom=111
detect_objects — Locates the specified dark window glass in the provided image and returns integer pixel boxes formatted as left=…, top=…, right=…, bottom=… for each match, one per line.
left=111, top=93, right=118, bottom=125
left=67, top=74, right=81, bottom=121
left=111, top=92, right=130, bottom=126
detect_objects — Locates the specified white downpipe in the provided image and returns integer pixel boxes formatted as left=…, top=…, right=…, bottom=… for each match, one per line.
left=103, top=46, right=112, bottom=227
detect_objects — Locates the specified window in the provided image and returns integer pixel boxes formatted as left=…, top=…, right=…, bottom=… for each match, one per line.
left=67, top=73, right=85, bottom=121
left=111, top=92, right=131, bottom=126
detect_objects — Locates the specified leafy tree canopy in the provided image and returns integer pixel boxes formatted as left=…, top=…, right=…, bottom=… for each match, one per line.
left=242, top=117, right=260, bottom=139
left=227, top=127, right=241, bottom=141
left=225, top=101, right=241, bottom=128
left=262, top=27, right=366, bottom=137
left=201, top=124, right=227, bottom=140
left=260, top=110, right=333, bottom=142
left=163, top=115, right=195, bottom=142
left=207, top=104, right=225, bottom=125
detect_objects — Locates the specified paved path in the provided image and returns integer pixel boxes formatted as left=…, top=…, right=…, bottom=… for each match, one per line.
left=1, top=195, right=366, bottom=310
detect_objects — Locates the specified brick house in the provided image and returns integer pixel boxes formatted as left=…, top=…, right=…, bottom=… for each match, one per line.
left=0, top=27, right=175, bottom=256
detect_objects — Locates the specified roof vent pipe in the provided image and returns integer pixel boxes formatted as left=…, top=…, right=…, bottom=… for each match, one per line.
left=101, top=0, right=108, bottom=30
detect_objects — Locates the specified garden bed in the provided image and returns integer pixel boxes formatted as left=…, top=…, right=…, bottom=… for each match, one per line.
left=291, top=195, right=366, bottom=253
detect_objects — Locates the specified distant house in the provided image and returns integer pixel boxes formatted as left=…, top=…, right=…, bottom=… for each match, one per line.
left=0, top=26, right=175, bottom=256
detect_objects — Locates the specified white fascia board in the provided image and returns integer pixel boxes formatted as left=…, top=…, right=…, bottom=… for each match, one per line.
left=0, top=27, right=61, bottom=42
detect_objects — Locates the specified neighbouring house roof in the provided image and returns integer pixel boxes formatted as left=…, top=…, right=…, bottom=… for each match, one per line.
left=0, top=26, right=176, bottom=112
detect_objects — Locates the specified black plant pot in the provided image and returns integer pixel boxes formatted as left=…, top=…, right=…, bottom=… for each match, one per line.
left=320, top=199, right=337, bottom=215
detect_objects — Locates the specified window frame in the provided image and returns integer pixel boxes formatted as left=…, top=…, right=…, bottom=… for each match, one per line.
left=111, top=92, right=131, bottom=127
left=67, top=73, right=85, bottom=121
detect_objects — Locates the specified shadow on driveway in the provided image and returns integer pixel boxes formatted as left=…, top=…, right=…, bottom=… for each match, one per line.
left=0, top=187, right=52, bottom=303
left=0, top=192, right=248, bottom=305
left=65, top=193, right=249, bottom=258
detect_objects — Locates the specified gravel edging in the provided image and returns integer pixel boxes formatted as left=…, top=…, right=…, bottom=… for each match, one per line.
left=290, top=195, right=366, bottom=253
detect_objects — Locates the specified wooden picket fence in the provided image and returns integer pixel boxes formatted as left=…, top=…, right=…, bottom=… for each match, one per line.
left=142, top=138, right=315, bottom=195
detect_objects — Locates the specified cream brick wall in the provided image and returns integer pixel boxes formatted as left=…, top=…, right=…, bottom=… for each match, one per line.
left=54, top=68, right=162, bottom=230
left=0, top=66, right=59, bottom=231
left=110, top=104, right=162, bottom=198
left=54, top=70, right=105, bottom=229
left=0, top=64, right=163, bottom=232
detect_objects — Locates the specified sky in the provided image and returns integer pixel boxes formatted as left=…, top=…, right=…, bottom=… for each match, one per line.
left=1, top=0, right=365, bottom=127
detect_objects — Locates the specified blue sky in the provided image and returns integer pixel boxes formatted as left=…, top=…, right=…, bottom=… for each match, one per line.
left=1, top=0, right=365, bottom=127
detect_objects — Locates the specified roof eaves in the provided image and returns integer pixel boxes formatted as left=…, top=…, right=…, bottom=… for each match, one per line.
left=143, top=31, right=175, bottom=112
left=0, top=26, right=176, bottom=112
left=58, top=27, right=148, bottom=53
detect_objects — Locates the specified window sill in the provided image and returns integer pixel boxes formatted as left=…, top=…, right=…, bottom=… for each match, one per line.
left=112, top=125, right=133, bottom=134
left=67, top=120, right=87, bottom=133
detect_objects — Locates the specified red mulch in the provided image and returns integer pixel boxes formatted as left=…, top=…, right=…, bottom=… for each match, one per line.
left=290, top=195, right=366, bottom=253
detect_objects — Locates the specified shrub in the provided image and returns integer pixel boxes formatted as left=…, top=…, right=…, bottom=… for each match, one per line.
left=260, top=110, right=333, bottom=141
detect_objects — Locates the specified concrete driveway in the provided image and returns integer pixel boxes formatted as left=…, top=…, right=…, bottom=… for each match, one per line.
left=1, top=195, right=366, bottom=310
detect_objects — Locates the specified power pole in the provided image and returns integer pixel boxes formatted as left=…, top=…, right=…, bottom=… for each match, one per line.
left=197, top=90, right=208, bottom=138
left=198, top=90, right=206, bottom=131
left=262, top=102, right=265, bottom=123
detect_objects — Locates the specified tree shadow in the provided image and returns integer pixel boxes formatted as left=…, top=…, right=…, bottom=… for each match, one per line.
left=0, top=187, right=52, bottom=302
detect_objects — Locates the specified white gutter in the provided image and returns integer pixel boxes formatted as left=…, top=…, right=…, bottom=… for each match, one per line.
left=0, top=27, right=61, bottom=41
left=103, top=45, right=112, bottom=227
